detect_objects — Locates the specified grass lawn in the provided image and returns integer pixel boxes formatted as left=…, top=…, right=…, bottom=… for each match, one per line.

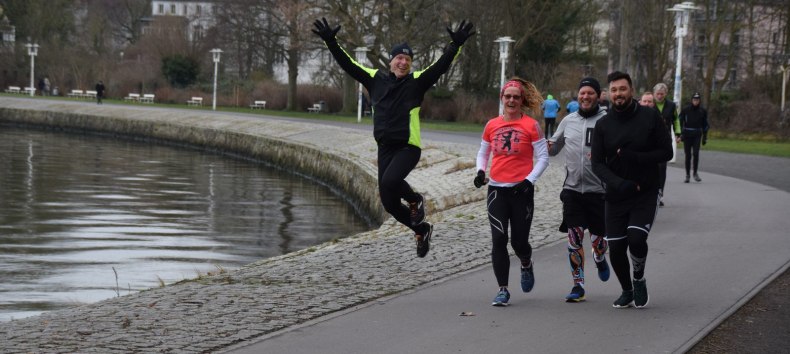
left=703, top=138, right=790, bottom=158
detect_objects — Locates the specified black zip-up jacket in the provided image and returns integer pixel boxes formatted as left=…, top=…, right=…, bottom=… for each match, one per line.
left=591, top=99, right=673, bottom=201
left=679, top=104, right=710, bottom=139
left=324, top=40, right=462, bottom=147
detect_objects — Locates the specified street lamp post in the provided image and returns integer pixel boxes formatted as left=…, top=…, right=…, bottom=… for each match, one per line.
left=494, top=36, right=515, bottom=115
left=667, top=2, right=699, bottom=108
left=26, top=43, right=39, bottom=97
left=210, top=48, right=222, bottom=111
left=667, top=2, right=698, bottom=163
left=354, top=47, right=369, bottom=123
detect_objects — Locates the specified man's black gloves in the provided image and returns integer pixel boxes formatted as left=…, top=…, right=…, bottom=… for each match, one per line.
left=312, top=17, right=341, bottom=42
left=513, top=179, right=533, bottom=194
left=473, top=170, right=488, bottom=188
left=617, top=180, right=639, bottom=194
left=702, top=135, right=707, bottom=146
left=447, top=20, right=476, bottom=45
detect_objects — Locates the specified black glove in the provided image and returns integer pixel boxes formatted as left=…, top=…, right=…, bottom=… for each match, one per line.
left=473, top=170, right=488, bottom=188
left=312, top=17, right=341, bottom=42
left=513, top=179, right=533, bottom=194
left=617, top=180, right=639, bottom=194
left=702, top=136, right=707, bottom=145
left=446, top=20, right=476, bottom=45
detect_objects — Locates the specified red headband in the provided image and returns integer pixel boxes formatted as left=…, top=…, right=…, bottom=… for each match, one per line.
left=501, top=81, right=522, bottom=96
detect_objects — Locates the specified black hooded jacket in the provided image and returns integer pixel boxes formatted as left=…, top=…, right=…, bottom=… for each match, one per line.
left=679, top=104, right=710, bottom=139
left=590, top=99, right=673, bottom=201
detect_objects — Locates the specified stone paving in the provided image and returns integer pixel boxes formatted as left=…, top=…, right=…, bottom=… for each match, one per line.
left=0, top=97, right=565, bottom=353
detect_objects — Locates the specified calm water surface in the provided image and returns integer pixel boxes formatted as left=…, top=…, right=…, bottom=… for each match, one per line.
left=0, top=125, right=372, bottom=321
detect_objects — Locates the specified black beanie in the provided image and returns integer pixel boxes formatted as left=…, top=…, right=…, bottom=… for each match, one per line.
left=390, top=42, right=413, bottom=60
left=579, top=77, right=601, bottom=96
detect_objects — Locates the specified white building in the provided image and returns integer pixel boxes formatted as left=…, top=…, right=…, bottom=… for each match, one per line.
left=150, top=0, right=215, bottom=42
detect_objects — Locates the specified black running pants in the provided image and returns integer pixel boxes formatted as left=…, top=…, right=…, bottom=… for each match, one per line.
left=377, top=143, right=422, bottom=233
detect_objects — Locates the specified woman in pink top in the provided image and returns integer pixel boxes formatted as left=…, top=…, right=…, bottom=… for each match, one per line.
left=473, top=77, right=549, bottom=306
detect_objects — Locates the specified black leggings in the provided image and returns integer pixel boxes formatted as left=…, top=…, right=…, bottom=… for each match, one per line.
left=604, top=192, right=658, bottom=291
left=544, top=118, right=556, bottom=139
left=683, top=135, right=702, bottom=175
left=377, top=143, right=422, bottom=233
left=487, top=185, right=534, bottom=287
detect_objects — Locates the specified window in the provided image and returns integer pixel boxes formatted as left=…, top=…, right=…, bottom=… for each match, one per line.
left=170, top=4, right=176, bottom=14
left=158, top=4, right=164, bottom=14
left=773, top=33, right=779, bottom=44
left=183, top=5, right=188, bottom=15
left=730, top=68, right=737, bottom=83
left=196, top=5, right=202, bottom=15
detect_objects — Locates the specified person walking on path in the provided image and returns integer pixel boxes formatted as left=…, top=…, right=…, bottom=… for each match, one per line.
left=566, top=97, right=579, bottom=115
left=473, top=77, right=549, bottom=306
left=547, top=77, right=610, bottom=303
left=312, top=17, right=475, bottom=258
left=95, top=81, right=105, bottom=105
left=679, top=92, right=710, bottom=183
left=590, top=71, right=673, bottom=309
left=639, top=91, right=655, bottom=108
left=653, top=83, right=680, bottom=206
left=542, top=94, right=560, bottom=139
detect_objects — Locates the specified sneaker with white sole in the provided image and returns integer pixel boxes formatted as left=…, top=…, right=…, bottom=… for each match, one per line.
left=409, top=193, right=426, bottom=227
left=633, top=278, right=649, bottom=308
left=613, top=290, right=634, bottom=308
left=492, top=288, right=510, bottom=306
left=565, top=284, right=585, bottom=302
left=595, top=258, right=610, bottom=282
left=415, top=222, right=432, bottom=258
left=520, top=261, right=535, bottom=293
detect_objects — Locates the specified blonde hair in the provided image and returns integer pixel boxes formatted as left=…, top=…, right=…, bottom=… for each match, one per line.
left=503, top=76, right=543, bottom=115
left=653, top=83, right=668, bottom=93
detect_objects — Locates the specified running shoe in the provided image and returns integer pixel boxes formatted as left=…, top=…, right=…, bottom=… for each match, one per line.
left=633, top=278, right=649, bottom=308
left=520, top=261, right=535, bottom=293
left=693, top=173, right=702, bottom=182
left=565, top=284, right=586, bottom=302
left=409, top=193, right=426, bottom=227
left=492, top=288, right=510, bottom=306
left=415, top=222, right=433, bottom=258
left=613, top=290, right=634, bottom=308
left=684, top=175, right=690, bottom=183
left=595, top=257, right=610, bottom=282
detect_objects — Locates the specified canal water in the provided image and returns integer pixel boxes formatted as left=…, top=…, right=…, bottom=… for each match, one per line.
left=0, top=125, right=372, bottom=321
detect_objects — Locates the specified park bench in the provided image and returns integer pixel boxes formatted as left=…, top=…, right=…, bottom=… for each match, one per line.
left=141, top=94, right=155, bottom=104
left=249, top=100, right=267, bottom=109
left=187, top=97, right=203, bottom=106
left=24, top=87, right=36, bottom=95
left=5, top=86, right=21, bottom=94
left=124, top=93, right=140, bottom=102
left=85, top=90, right=98, bottom=99
left=67, top=89, right=84, bottom=98
left=307, top=103, right=322, bottom=113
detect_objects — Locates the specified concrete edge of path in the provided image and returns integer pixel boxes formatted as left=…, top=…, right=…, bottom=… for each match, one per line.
left=677, top=258, right=790, bottom=353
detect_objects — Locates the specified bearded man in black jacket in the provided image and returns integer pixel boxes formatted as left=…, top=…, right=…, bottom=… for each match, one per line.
left=590, top=71, right=673, bottom=309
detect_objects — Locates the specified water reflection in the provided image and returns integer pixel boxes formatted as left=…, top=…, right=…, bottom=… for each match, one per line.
left=0, top=125, right=372, bottom=321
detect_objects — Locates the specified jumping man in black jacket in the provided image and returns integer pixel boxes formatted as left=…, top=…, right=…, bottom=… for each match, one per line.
left=312, top=18, right=475, bottom=258
left=590, top=71, right=673, bottom=309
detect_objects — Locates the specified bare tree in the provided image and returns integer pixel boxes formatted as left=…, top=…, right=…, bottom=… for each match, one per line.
left=691, top=0, right=748, bottom=105
left=98, top=0, right=151, bottom=45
